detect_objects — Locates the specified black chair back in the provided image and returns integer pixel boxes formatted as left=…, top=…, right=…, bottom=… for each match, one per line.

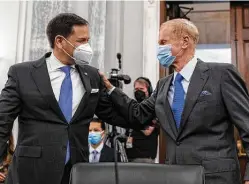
left=70, top=163, right=205, bottom=184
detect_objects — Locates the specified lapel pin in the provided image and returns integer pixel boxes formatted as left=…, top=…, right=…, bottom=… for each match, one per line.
left=84, top=72, right=88, bottom=76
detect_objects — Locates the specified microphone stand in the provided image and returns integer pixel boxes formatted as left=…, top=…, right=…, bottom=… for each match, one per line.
left=113, top=134, right=127, bottom=184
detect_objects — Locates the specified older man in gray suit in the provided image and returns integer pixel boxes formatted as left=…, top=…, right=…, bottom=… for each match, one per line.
left=100, top=18, right=249, bottom=184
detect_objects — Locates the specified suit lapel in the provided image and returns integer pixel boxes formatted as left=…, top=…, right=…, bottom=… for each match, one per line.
left=178, top=60, right=209, bottom=136
left=70, top=64, right=91, bottom=123
left=161, top=74, right=178, bottom=139
left=99, top=146, right=106, bottom=162
left=31, top=53, right=67, bottom=123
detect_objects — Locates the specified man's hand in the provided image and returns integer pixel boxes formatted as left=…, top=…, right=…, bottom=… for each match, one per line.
left=127, top=137, right=133, bottom=144
left=141, top=126, right=155, bottom=136
left=98, top=71, right=113, bottom=90
left=245, top=181, right=249, bottom=184
left=0, top=172, right=6, bottom=182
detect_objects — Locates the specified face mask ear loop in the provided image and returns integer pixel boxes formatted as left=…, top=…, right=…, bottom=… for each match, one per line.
left=100, top=131, right=105, bottom=141
left=56, top=35, right=77, bottom=61
left=175, top=49, right=183, bottom=58
left=61, top=47, right=77, bottom=61
left=58, top=35, right=76, bottom=49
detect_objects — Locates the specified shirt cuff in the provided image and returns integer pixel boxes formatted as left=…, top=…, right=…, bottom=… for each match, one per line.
left=107, top=87, right=115, bottom=95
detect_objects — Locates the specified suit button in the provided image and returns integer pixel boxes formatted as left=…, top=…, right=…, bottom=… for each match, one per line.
left=176, top=142, right=181, bottom=146
left=62, top=146, right=67, bottom=150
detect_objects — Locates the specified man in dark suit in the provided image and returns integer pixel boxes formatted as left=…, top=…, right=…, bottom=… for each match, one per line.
left=100, top=18, right=249, bottom=184
left=88, top=118, right=115, bottom=163
left=0, top=13, right=133, bottom=184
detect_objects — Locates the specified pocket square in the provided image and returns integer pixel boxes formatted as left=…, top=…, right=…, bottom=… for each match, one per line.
left=91, top=89, right=99, bottom=93
left=200, top=90, right=212, bottom=97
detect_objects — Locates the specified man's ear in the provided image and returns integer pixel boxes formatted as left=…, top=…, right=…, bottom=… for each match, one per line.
left=182, top=35, right=190, bottom=49
left=55, top=36, right=64, bottom=49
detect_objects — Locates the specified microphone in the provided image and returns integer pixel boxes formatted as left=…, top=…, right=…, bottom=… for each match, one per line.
left=113, top=134, right=127, bottom=184
left=117, top=53, right=122, bottom=70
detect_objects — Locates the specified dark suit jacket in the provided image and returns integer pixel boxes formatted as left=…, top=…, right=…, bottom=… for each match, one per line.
left=110, top=60, right=249, bottom=184
left=0, top=53, right=134, bottom=184
left=99, top=145, right=115, bottom=162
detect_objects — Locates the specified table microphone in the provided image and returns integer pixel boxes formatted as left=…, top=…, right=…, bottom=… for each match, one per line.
left=113, top=134, right=127, bottom=184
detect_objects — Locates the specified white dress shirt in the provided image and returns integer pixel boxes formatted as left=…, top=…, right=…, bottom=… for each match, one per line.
left=46, top=53, right=85, bottom=116
left=89, top=142, right=104, bottom=163
left=168, top=56, right=198, bottom=106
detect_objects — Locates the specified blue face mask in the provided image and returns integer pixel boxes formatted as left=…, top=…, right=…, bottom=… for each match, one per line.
left=157, top=44, right=176, bottom=68
left=88, top=131, right=103, bottom=145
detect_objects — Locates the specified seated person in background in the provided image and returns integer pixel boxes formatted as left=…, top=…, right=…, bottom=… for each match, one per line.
left=0, top=134, right=14, bottom=183
left=88, top=118, right=115, bottom=163
left=126, top=77, right=159, bottom=163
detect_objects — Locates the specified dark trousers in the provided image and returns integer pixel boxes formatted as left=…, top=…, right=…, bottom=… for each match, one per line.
left=61, top=162, right=72, bottom=184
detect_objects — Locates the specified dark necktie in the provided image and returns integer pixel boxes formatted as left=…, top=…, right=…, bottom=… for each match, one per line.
left=92, top=150, right=99, bottom=163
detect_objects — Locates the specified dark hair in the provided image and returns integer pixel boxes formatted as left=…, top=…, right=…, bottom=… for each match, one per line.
left=46, top=13, right=89, bottom=48
left=134, top=77, right=153, bottom=96
left=91, top=118, right=106, bottom=131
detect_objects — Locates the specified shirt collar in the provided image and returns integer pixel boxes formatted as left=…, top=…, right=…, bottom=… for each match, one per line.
left=173, top=56, right=198, bottom=82
left=89, top=142, right=104, bottom=153
left=46, top=52, right=75, bottom=72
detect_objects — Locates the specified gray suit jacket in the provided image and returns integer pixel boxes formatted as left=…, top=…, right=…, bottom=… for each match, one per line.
left=110, top=60, right=249, bottom=184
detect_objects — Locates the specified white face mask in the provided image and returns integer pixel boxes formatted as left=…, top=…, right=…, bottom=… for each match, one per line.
left=59, top=36, right=93, bottom=65
left=73, top=43, right=93, bottom=65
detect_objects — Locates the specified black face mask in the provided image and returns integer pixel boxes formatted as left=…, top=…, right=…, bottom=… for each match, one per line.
left=134, top=90, right=146, bottom=103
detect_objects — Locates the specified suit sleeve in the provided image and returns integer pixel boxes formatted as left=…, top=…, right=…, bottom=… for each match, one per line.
left=221, top=64, right=249, bottom=181
left=0, top=66, right=21, bottom=163
left=95, top=75, right=145, bottom=130
left=108, top=80, right=159, bottom=125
